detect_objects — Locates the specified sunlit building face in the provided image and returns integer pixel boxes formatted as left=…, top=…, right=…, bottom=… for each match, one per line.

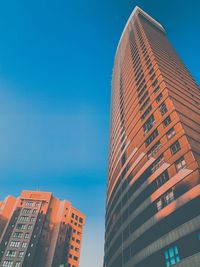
left=104, top=6, right=200, bottom=267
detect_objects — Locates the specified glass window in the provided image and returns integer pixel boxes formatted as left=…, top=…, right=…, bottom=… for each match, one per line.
left=15, top=263, right=21, bottom=267
left=2, top=261, right=14, bottom=267
left=140, top=97, right=150, bottom=111
left=145, top=129, right=158, bottom=146
left=167, top=127, right=176, bottom=139
left=139, top=91, right=149, bottom=104
left=143, top=115, right=155, bottom=134
left=156, top=93, right=163, bottom=103
left=153, top=171, right=169, bottom=190
left=151, top=154, right=165, bottom=173
left=154, top=86, right=160, bottom=94
left=198, top=233, right=200, bottom=241
left=170, top=141, right=181, bottom=154
left=21, top=242, right=27, bottom=248
left=152, top=79, right=158, bottom=87
left=165, top=245, right=180, bottom=266
left=25, top=201, right=33, bottom=206
left=147, top=141, right=161, bottom=159
left=16, top=224, right=26, bottom=230
left=163, top=116, right=171, bottom=127
left=10, top=241, right=20, bottom=248
left=18, top=251, right=24, bottom=258
left=175, top=156, right=186, bottom=172
left=156, top=189, right=174, bottom=211
left=19, top=216, right=29, bottom=222
left=22, top=209, right=31, bottom=214
left=13, top=232, right=23, bottom=239
left=150, top=73, right=156, bottom=81
left=24, top=233, right=30, bottom=239
left=27, top=224, right=33, bottom=230
left=160, top=102, right=168, bottom=115
left=141, top=105, right=152, bottom=120
left=30, top=217, right=35, bottom=222
left=6, top=250, right=16, bottom=258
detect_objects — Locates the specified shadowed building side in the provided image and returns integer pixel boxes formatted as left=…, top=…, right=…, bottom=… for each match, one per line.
left=104, top=6, right=200, bottom=267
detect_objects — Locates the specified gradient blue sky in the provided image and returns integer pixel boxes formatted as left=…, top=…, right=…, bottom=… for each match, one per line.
left=0, top=1, right=199, bottom=266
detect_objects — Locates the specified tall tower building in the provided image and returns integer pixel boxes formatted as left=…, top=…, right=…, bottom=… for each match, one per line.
left=104, top=6, right=200, bottom=267
left=0, top=191, right=85, bottom=267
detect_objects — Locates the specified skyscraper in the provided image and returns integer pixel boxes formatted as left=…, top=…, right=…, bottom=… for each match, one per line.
left=0, top=190, right=85, bottom=267
left=104, top=6, right=200, bottom=267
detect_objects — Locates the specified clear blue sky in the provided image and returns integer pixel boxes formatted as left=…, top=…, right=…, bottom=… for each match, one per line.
left=0, top=1, right=199, bottom=266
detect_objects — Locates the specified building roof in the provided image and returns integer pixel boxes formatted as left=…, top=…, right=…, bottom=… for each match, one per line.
left=115, top=6, right=165, bottom=58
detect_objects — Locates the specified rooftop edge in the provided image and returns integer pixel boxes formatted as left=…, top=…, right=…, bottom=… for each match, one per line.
left=115, top=6, right=165, bottom=58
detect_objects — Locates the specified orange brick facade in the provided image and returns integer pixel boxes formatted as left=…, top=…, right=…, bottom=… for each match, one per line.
left=0, top=191, right=85, bottom=267
left=104, top=6, right=200, bottom=267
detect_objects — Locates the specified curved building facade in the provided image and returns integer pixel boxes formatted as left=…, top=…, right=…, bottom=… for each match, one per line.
left=104, top=6, right=200, bottom=267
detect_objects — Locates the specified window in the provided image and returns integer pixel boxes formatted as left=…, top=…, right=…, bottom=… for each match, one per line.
left=149, top=68, right=154, bottom=75
left=76, top=239, right=80, bottom=244
left=13, top=232, right=23, bottom=239
left=150, top=73, right=156, bottom=81
left=35, top=202, right=40, bottom=207
left=25, top=202, right=33, bottom=206
left=10, top=241, right=20, bottom=248
left=30, top=217, right=35, bottom=222
left=32, top=209, right=37, bottom=214
left=138, top=84, right=147, bottom=97
left=16, top=224, right=26, bottom=230
left=22, top=209, right=31, bottom=214
left=152, top=79, right=158, bottom=87
left=6, top=250, right=16, bottom=258
left=140, top=98, right=150, bottom=111
left=141, top=105, right=152, bottom=120
left=143, top=115, right=155, bottom=134
left=24, top=233, right=30, bottom=239
left=156, top=93, right=163, bottom=103
left=170, top=141, right=181, bottom=155
left=175, top=156, right=186, bottom=172
left=27, top=224, right=33, bottom=230
left=167, top=128, right=176, bottom=139
left=19, top=216, right=29, bottom=222
left=74, top=256, right=78, bottom=261
left=198, top=233, right=200, bottom=241
left=156, top=189, right=174, bottom=211
left=164, top=246, right=180, bottom=266
left=163, top=116, right=171, bottom=127
left=151, top=154, right=164, bottom=173
left=154, top=86, right=160, bottom=93
left=153, top=171, right=169, bottom=190
left=15, top=263, right=20, bottom=267
left=145, top=129, right=158, bottom=146
left=2, top=261, right=13, bottom=267
left=160, top=102, right=168, bottom=115
left=139, top=91, right=149, bottom=104
left=21, top=242, right=27, bottom=248
left=18, top=251, right=24, bottom=258
left=75, top=247, right=79, bottom=252
left=147, top=141, right=161, bottom=159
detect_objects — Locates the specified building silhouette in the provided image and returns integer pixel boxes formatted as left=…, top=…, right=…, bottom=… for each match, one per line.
left=104, top=6, right=200, bottom=267
left=0, top=190, right=85, bottom=267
